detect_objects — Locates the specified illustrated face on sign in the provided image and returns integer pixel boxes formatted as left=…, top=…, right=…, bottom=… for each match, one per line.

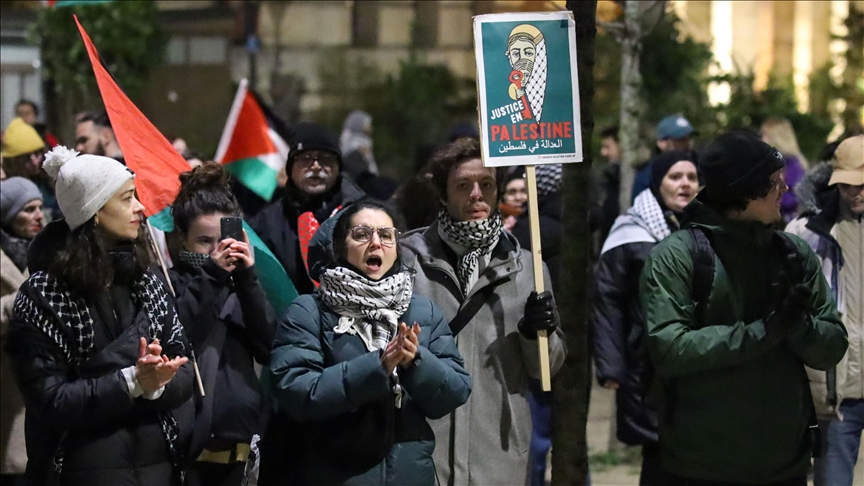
left=505, top=25, right=547, bottom=123
left=507, top=38, right=536, bottom=77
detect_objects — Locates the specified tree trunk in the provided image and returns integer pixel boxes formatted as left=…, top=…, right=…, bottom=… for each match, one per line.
left=841, top=3, right=864, bottom=133
left=553, top=2, right=596, bottom=485
left=617, top=0, right=645, bottom=212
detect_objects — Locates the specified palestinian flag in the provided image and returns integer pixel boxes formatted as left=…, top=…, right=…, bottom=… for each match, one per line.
left=75, top=16, right=298, bottom=312
left=215, top=79, right=289, bottom=201
left=75, top=15, right=186, bottom=231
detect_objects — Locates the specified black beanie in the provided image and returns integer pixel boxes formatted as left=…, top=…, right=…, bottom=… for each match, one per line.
left=698, top=130, right=784, bottom=193
left=649, top=150, right=696, bottom=194
left=289, top=122, right=342, bottom=166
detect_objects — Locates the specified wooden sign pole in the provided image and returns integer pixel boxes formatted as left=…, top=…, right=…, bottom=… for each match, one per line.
left=146, top=221, right=206, bottom=398
left=525, top=165, right=552, bottom=392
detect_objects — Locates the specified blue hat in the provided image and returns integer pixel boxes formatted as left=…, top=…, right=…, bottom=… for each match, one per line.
left=656, top=115, right=695, bottom=140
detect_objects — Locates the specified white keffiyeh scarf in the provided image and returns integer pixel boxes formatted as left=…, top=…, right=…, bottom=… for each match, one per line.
left=437, top=209, right=503, bottom=296
left=318, top=266, right=414, bottom=352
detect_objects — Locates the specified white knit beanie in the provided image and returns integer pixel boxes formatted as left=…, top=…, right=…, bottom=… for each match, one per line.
left=43, top=146, right=134, bottom=230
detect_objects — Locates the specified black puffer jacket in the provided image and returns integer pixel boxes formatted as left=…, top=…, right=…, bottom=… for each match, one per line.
left=170, top=257, right=276, bottom=459
left=4, top=221, right=194, bottom=486
left=249, top=178, right=365, bottom=295
left=590, top=190, right=677, bottom=445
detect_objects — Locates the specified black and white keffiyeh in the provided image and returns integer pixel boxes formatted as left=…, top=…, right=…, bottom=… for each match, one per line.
left=13, top=270, right=188, bottom=484
left=632, top=189, right=672, bottom=240
left=318, top=266, right=414, bottom=352
left=177, top=249, right=210, bottom=269
left=437, top=209, right=503, bottom=296
left=535, top=164, right=563, bottom=197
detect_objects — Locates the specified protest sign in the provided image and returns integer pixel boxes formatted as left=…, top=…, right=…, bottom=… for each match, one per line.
left=474, top=11, right=583, bottom=167
left=474, top=12, right=583, bottom=391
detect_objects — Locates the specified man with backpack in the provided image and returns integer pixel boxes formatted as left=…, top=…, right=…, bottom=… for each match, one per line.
left=640, top=130, right=848, bottom=486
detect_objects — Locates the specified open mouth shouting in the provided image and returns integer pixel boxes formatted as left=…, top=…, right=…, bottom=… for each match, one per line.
left=365, top=254, right=383, bottom=274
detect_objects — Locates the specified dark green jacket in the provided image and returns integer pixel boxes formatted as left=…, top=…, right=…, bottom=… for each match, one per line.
left=640, top=200, right=847, bottom=483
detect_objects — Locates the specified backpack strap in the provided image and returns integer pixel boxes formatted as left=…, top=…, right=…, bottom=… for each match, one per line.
left=686, top=228, right=715, bottom=325
left=448, top=283, right=498, bottom=336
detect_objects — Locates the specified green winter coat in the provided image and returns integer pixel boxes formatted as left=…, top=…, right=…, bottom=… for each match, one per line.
left=640, top=199, right=847, bottom=484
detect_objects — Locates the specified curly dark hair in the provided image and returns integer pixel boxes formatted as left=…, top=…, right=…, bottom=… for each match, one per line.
left=332, top=198, right=404, bottom=263
left=48, top=218, right=154, bottom=299
left=427, top=138, right=503, bottom=201
left=172, top=163, right=241, bottom=236
left=698, top=176, right=777, bottom=214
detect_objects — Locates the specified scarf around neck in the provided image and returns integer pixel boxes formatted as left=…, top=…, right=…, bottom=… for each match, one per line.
left=318, top=266, right=414, bottom=352
left=632, top=189, right=673, bottom=241
left=437, top=209, right=503, bottom=296
left=0, top=228, right=30, bottom=272
left=177, top=249, right=210, bottom=270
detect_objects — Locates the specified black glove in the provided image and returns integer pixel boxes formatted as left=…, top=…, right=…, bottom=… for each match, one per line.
left=765, top=284, right=812, bottom=344
left=519, top=291, right=558, bottom=340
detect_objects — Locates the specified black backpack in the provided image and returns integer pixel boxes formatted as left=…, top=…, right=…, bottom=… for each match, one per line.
left=642, top=227, right=822, bottom=456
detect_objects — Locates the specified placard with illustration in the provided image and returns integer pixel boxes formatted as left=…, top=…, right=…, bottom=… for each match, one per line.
left=473, top=11, right=583, bottom=167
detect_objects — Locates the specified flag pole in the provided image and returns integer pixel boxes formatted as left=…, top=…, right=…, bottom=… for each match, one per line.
left=525, top=165, right=552, bottom=392
left=146, top=220, right=206, bottom=398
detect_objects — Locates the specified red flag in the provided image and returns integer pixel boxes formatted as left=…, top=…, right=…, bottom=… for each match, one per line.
left=74, top=15, right=189, bottom=230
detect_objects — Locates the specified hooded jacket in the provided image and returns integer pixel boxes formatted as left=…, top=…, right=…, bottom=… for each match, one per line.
left=249, top=177, right=365, bottom=296
left=169, top=255, right=276, bottom=460
left=401, top=222, right=567, bottom=486
left=4, top=221, right=194, bottom=486
left=786, top=162, right=864, bottom=417
left=263, top=213, right=471, bottom=486
left=641, top=199, right=847, bottom=483
left=590, top=189, right=676, bottom=446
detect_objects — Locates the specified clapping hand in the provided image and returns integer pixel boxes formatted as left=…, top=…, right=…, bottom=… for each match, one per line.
left=134, top=337, right=188, bottom=394
left=381, top=322, right=422, bottom=374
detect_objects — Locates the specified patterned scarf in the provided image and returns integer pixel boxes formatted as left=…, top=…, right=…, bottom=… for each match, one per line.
left=319, top=267, right=413, bottom=408
left=13, top=270, right=188, bottom=484
left=177, top=249, right=210, bottom=269
left=632, top=189, right=672, bottom=241
left=437, top=209, right=502, bottom=296
left=318, top=266, right=414, bottom=351
left=535, top=164, right=563, bottom=197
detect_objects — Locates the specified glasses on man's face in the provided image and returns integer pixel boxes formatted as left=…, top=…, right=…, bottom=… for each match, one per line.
left=296, top=152, right=338, bottom=167
left=350, top=225, right=398, bottom=246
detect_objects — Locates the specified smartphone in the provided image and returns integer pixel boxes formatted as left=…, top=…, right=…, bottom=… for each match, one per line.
left=220, top=216, right=244, bottom=242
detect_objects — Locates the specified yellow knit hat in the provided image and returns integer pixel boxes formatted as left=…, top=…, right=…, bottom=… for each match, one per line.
left=1, top=117, right=45, bottom=158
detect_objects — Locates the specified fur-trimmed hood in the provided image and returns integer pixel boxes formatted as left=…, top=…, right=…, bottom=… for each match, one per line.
left=796, top=161, right=836, bottom=215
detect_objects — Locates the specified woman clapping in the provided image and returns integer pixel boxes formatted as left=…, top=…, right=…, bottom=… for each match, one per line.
left=261, top=199, right=471, bottom=486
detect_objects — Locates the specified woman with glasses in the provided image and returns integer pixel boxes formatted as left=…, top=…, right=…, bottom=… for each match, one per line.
left=261, top=199, right=471, bottom=486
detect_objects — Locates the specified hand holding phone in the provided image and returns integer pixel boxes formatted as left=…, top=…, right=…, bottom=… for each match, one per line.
left=220, top=217, right=243, bottom=242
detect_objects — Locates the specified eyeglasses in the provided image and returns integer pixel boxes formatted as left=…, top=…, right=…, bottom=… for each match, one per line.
left=350, top=225, right=398, bottom=246
left=295, top=152, right=338, bottom=167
